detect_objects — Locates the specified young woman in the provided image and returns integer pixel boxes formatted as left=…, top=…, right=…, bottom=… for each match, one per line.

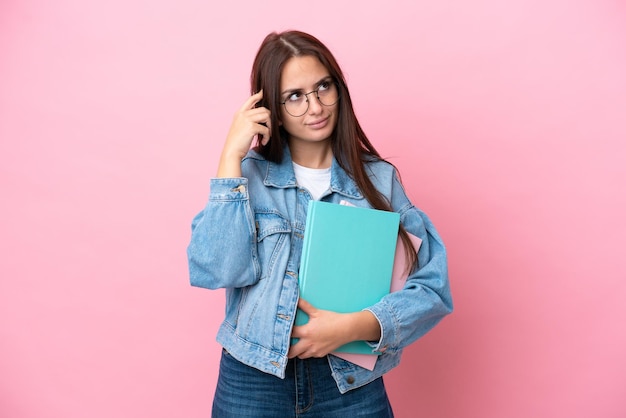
left=187, top=30, right=453, bottom=417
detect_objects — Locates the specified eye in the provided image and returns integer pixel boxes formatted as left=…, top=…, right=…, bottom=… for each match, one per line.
left=286, top=92, right=303, bottom=103
left=318, top=81, right=331, bottom=92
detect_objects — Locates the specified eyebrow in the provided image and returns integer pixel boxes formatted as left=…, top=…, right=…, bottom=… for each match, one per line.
left=281, top=76, right=333, bottom=96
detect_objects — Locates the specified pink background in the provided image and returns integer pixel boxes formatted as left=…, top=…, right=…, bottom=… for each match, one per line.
left=1, top=1, right=625, bottom=417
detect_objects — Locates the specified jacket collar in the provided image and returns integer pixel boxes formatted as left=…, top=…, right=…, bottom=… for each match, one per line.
left=261, top=146, right=363, bottom=200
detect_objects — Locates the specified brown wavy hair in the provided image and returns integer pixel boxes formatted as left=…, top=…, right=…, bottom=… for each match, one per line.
left=250, top=30, right=418, bottom=273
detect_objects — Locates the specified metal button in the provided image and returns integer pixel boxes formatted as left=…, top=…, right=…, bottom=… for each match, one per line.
left=346, top=376, right=355, bottom=384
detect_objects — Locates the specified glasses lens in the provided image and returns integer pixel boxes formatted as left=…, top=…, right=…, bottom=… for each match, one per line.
left=285, top=99, right=307, bottom=117
left=283, top=82, right=340, bottom=117
left=317, top=82, right=339, bottom=106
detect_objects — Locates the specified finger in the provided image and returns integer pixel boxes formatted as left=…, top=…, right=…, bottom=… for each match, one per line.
left=259, top=122, right=270, bottom=136
left=290, top=324, right=301, bottom=339
left=247, top=107, right=271, bottom=123
left=288, top=342, right=305, bottom=359
left=297, top=298, right=315, bottom=314
left=248, top=109, right=271, bottom=144
left=241, top=90, right=264, bottom=111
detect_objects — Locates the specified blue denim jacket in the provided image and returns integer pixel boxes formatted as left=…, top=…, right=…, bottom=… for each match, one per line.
left=187, top=146, right=453, bottom=394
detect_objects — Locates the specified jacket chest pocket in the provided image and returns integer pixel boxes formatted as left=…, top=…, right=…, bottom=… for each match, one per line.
left=254, top=211, right=291, bottom=277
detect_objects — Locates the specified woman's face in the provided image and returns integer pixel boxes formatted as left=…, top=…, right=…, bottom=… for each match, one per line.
left=279, top=55, right=339, bottom=145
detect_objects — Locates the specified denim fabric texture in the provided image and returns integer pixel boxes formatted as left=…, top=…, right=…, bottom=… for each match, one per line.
left=212, top=349, right=394, bottom=417
left=187, top=146, right=453, bottom=394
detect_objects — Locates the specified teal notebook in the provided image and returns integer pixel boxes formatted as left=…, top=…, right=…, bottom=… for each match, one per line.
left=294, top=200, right=400, bottom=354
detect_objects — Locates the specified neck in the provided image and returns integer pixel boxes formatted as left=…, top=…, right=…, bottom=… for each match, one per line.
left=288, top=140, right=333, bottom=169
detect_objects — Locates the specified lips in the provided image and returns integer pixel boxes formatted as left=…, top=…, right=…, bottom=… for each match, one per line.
left=307, top=116, right=329, bottom=130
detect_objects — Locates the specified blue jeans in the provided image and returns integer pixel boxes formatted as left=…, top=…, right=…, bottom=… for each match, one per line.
left=212, top=350, right=394, bottom=417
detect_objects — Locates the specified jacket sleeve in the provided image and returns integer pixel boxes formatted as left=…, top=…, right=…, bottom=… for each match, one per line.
left=365, top=171, right=453, bottom=353
left=186, top=177, right=260, bottom=289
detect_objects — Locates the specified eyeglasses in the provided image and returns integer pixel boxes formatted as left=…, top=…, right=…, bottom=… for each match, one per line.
left=280, top=80, right=340, bottom=117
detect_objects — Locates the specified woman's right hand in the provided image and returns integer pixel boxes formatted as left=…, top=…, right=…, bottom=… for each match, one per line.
left=217, top=90, right=271, bottom=178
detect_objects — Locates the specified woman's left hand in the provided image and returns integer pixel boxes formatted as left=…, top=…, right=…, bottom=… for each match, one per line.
left=288, top=299, right=381, bottom=359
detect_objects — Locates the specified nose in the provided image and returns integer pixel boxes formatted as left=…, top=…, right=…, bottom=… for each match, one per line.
left=305, top=92, right=323, bottom=114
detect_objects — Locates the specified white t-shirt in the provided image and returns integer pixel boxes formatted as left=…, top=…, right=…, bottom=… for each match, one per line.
left=292, top=162, right=331, bottom=200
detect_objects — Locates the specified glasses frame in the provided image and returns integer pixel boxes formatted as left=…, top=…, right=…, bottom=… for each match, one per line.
left=280, top=81, right=340, bottom=117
